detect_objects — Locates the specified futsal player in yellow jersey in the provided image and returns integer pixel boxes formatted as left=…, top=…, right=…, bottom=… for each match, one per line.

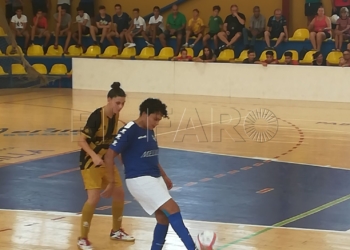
left=77, top=82, right=135, bottom=250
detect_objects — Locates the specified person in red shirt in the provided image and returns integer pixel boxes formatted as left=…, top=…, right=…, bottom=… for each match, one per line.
left=283, top=51, right=299, bottom=65
left=261, top=50, right=278, bottom=66
left=308, top=6, right=331, bottom=51
left=30, top=10, right=51, bottom=49
left=172, top=48, right=193, bottom=61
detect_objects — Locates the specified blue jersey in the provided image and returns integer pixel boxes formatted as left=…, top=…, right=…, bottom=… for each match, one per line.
left=109, top=121, right=161, bottom=179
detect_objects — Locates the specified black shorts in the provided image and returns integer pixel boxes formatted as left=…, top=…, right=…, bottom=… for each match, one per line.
left=304, top=2, right=322, bottom=17
left=5, top=4, right=13, bottom=19
left=206, top=32, right=218, bottom=38
left=32, top=3, right=48, bottom=15
left=163, top=30, right=185, bottom=39
left=97, top=28, right=103, bottom=35
left=271, top=31, right=283, bottom=39
left=323, top=31, right=331, bottom=39
left=227, top=31, right=241, bottom=40
left=79, top=2, right=94, bottom=18
left=190, top=31, right=202, bottom=37
left=76, top=26, right=90, bottom=35
left=57, top=3, right=70, bottom=14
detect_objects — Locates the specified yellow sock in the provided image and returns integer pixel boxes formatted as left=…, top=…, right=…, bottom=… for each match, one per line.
left=80, top=202, right=95, bottom=238
left=112, top=201, right=124, bottom=231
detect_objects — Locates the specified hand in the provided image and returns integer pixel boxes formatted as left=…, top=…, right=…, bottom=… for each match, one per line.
left=92, top=155, right=104, bottom=166
left=100, top=182, right=115, bottom=198
left=226, top=31, right=230, bottom=35
left=233, top=12, right=238, bottom=17
left=163, top=175, right=173, bottom=190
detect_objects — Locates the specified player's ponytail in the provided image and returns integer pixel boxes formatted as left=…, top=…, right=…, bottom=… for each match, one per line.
left=108, top=82, right=126, bottom=98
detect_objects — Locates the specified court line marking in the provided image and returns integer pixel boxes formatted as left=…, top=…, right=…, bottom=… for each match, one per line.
left=217, top=193, right=350, bottom=249
left=0, top=209, right=349, bottom=235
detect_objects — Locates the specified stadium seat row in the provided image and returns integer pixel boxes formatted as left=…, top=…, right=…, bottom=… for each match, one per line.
left=0, top=63, right=71, bottom=75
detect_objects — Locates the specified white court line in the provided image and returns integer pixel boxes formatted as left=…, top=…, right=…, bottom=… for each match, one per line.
left=0, top=209, right=348, bottom=234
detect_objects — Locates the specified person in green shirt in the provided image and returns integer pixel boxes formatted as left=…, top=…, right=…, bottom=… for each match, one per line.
left=159, top=4, right=186, bottom=55
left=305, top=0, right=322, bottom=25
left=203, top=5, right=223, bottom=49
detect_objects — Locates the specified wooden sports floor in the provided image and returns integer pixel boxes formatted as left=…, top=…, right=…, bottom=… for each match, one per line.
left=1, top=89, right=350, bottom=250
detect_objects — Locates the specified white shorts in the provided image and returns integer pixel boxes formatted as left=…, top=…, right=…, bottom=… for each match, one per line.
left=126, top=176, right=172, bottom=215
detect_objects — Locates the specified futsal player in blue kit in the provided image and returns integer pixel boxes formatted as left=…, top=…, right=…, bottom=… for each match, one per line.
left=101, top=98, right=201, bottom=250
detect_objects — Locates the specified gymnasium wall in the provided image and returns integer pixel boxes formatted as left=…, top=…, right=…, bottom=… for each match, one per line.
left=72, top=58, right=350, bottom=103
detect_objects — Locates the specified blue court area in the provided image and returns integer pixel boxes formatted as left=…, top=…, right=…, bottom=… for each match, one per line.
left=1, top=148, right=350, bottom=232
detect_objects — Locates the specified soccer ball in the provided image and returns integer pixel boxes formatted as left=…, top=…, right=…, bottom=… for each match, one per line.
left=330, top=14, right=339, bottom=24
left=197, top=230, right=217, bottom=250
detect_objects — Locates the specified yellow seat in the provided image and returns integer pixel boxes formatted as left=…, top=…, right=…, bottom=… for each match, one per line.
left=116, top=47, right=136, bottom=59
left=0, top=66, right=8, bottom=75
left=0, top=50, right=5, bottom=56
left=46, top=45, right=63, bottom=56
left=6, top=45, right=23, bottom=56
left=217, top=49, right=235, bottom=62
left=289, top=28, right=309, bottom=41
left=99, top=45, right=118, bottom=58
left=27, top=45, right=44, bottom=56
left=259, top=50, right=277, bottom=61
left=178, top=48, right=194, bottom=57
left=326, top=51, right=343, bottom=65
left=279, top=50, right=299, bottom=63
left=153, top=47, right=174, bottom=60
left=299, top=51, right=315, bottom=64
left=11, top=64, right=26, bottom=74
left=0, top=27, right=7, bottom=36
left=135, top=47, right=155, bottom=59
left=67, top=69, right=72, bottom=75
left=234, top=50, right=248, bottom=62
left=82, top=45, right=101, bottom=57
left=32, top=64, right=47, bottom=74
left=65, top=45, right=83, bottom=57
left=197, top=50, right=203, bottom=57
left=49, top=64, right=67, bottom=75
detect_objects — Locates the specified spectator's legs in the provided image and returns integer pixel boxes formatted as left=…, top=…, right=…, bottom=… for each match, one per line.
left=89, top=26, right=98, bottom=45
left=242, top=28, right=250, bottom=48
left=316, top=32, right=326, bottom=51
left=54, top=23, right=60, bottom=48
left=217, top=31, right=229, bottom=45
left=338, top=34, right=344, bottom=51
left=175, top=33, right=183, bottom=55
left=118, top=31, right=126, bottom=54
left=99, top=27, right=109, bottom=44
left=107, top=31, right=117, bottom=46
left=64, top=30, right=72, bottom=54
left=191, top=33, right=202, bottom=46
left=202, top=33, right=210, bottom=47
left=158, top=33, right=167, bottom=48
left=309, top=31, right=317, bottom=50
left=30, top=27, right=36, bottom=43
left=23, top=31, right=30, bottom=51
left=43, top=30, right=50, bottom=49
left=264, top=30, right=271, bottom=47
left=125, top=31, right=132, bottom=43
left=227, top=32, right=241, bottom=47
left=141, top=30, right=152, bottom=45
left=184, top=28, right=191, bottom=46
left=213, top=35, right=218, bottom=49
left=274, top=32, right=285, bottom=48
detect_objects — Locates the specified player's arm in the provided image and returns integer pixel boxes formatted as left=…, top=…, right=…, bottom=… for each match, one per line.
left=158, top=163, right=167, bottom=177
left=158, top=163, right=173, bottom=190
left=78, top=134, right=102, bottom=164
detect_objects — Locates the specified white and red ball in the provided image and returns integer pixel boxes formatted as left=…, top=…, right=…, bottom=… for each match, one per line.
left=197, top=230, right=217, bottom=250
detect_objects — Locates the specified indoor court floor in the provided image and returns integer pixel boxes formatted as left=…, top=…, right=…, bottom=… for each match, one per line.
left=1, top=89, right=350, bottom=249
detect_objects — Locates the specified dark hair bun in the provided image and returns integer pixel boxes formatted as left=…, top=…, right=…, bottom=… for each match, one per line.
left=111, top=82, right=121, bottom=89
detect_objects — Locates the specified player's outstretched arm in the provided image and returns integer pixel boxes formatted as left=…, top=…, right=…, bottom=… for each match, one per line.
left=101, top=149, right=117, bottom=198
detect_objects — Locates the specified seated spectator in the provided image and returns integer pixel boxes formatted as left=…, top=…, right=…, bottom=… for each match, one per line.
left=312, top=51, right=329, bottom=65
left=334, top=7, right=350, bottom=51
left=172, top=48, right=192, bottom=61
left=183, top=9, right=204, bottom=48
left=31, top=0, right=49, bottom=16
left=72, top=6, right=91, bottom=48
left=283, top=51, right=298, bottom=65
left=332, top=0, right=350, bottom=20
left=242, top=49, right=261, bottom=63
left=309, top=6, right=331, bottom=51
left=195, top=46, right=216, bottom=62
left=10, top=7, right=29, bottom=54
left=146, top=6, right=165, bottom=48
left=53, top=5, right=71, bottom=54
left=159, top=4, right=186, bottom=56
left=125, top=8, right=146, bottom=48
left=78, top=0, right=94, bottom=21
left=90, top=5, right=111, bottom=45
left=339, top=49, right=350, bottom=66
left=264, top=9, right=288, bottom=49
left=261, top=50, right=279, bottom=66
left=57, top=0, right=70, bottom=14
left=305, top=0, right=322, bottom=25
left=203, top=5, right=223, bottom=49
left=243, top=6, right=265, bottom=50
left=107, top=4, right=131, bottom=54
left=217, top=4, right=246, bottom=50
left=30, top=10, right=50, bottom=49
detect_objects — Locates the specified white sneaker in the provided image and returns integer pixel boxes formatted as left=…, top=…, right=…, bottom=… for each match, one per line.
left=110, top=229, right=135, bottom=242
left=77, top=238, right=93, bottom=250
left=127, top=43, right=136, bottom=48
left=146, top=41, right=154, bottom=47
left=124, top=42, right=130, bottom=46
left=182, top=42, right=188, bottom=47
left=189, top=44, right=195, bottom=48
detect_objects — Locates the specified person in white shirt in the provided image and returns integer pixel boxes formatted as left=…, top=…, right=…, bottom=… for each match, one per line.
left=146, top=6, right=165, bottom=47
left=125, top=8, right=146, bottom=48
left=72, top=6, right=91, bottom=48
left=10, top=7, right=29, bottom=54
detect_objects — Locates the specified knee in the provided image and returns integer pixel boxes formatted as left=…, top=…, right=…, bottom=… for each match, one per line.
left=87, top=192, right=100, bottom=206
left=279, top=32, right=285, bottom=38
left=112, top=186, right=124, bottom=201
left=156, top=210, right=169, bottom=224
left=264, top=30, right=270, bottom=36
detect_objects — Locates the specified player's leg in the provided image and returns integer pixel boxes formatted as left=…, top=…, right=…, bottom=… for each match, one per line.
left=151, top=209, right=169, bottom=250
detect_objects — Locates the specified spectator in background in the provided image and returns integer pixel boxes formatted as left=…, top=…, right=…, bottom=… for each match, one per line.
left=72, top=6, right=91, bottom=48
left=30, top=10, right=50, bottom=49
left=57, top=0, right=70, bottom=14
left=10, top=6, right=29, bottom=54
left=172, top=48, right=192, bottom=61
left=202, top=5, right=223, bottom=49
left=90, top=5, right=111, bottom=45
left=339, top=49, right=350, bottom=66
left=305, top=0, right=322, bottom=25
left=107, top=4, right=131, bottom=54
left=159, top=4, right=186, bottom=56
left=195, top=46, right=216, bottom=62
left=124, top=8, right=146, bottom=48
left=261, top=50, right=278, bottom=65
left=312, top=51, right=329, bottom=65
left=309, top=6, right=331, bottom=51
left=242, top=49, right=260, bottom=63
left=147, top=6, right=165, bottom=47
left=334, top=7, right=350, bottom=51
left=332, top=0, right=350, bottom=29
left=283, top=51, right=298, bottom=64
left=217, top=4, right=246, bottom=50
left=243, top=6, right=265, bottom=50
left=53, top=5, right=71, bottom=54
left=183, top=9, right=204, bottom=48
left=264, top=9, right=288, bottom=49
left=78, top=0, right=95, bottom=22
left=31, top=0, right=50, bottom=16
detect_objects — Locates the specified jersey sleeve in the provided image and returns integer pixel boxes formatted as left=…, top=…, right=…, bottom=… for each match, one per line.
left=109, top=122, right=134, bottom=154
left=81, top=110, right=100, bottom=139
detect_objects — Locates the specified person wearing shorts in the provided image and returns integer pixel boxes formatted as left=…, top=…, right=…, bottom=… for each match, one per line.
left=72, top=6, right=91, bottom=48
left=90, top=5, right=111, bottom=45
left=53, top=5, right=71, bottom=54
left=183, top=9, right=204, bottom=48
left=243, top=6, right=265, bottom=49
left=30, top=10, right=50, bottom=49
left=10, top=6, right=29, bottom=53
left=146, top=6, right=165, bottom=47
left=203, top=5, right=223, bottom=49
left=309, top=6, right=331, bottom=51
left=264, top=9, right=288, bottom=49
left=305, top=0, right=322, bottom=25
left=124, top=8, right=146, bottom=48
